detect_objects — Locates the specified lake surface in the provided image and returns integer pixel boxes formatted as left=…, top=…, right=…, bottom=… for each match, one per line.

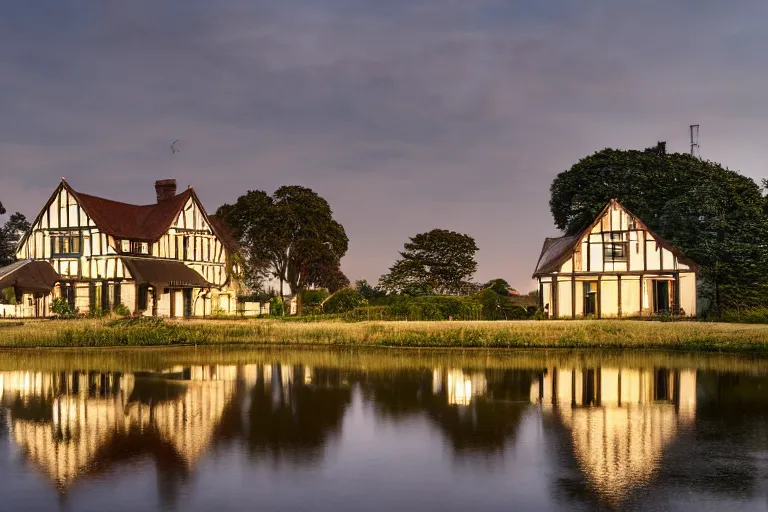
left=0, top=347, right=767, bottom=511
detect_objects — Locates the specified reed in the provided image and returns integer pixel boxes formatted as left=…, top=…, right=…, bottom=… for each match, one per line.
left=1, top=318, right=768, bottom=354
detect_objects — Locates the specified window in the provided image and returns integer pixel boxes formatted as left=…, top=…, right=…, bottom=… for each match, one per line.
left=130, top=241, right=149, bottom=254
left=121, top=240, right=149, bottom=255
left=603, top=232, right=628, bottom=262
left=51, top=232, right=82, bottom=256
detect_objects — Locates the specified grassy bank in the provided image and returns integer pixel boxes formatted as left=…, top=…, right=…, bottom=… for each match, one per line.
left=1, top=318, right=768, bottom=354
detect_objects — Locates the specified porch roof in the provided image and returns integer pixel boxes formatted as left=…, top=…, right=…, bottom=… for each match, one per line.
left=0, top=260, right=60, bottom=294
left=121, top=257, right=210, bottom=288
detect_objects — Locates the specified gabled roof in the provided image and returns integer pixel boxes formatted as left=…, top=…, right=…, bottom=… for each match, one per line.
left=63, top=181, right=194, bottom=242
left=533, top=199, right=700, bottom=277
left=18, top=180, right=228, bottom=249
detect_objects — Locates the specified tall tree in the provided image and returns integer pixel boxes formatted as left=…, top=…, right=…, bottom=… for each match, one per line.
left=217, top=186, right=348, bottom=296
left=379, top=229, right=478, bottom=295
left=0, top=202, right=30, bottom=267
left=550, top=147, right=768, bottom=310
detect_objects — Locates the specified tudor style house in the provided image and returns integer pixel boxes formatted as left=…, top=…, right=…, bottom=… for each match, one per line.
left=533, top=200, right=699, bottom=318
left=14, top=178, right=241, bottom=317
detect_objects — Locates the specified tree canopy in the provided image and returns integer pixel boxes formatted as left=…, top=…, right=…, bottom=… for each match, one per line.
left=484, top=278, right=513, bottom=296
left=550, top=147, right=768, bottom=310
left=217, top=186, right=348, bottom=296
left=378, top=229, right=478, bottom=295
left=0, top=200, right=30, bottom=267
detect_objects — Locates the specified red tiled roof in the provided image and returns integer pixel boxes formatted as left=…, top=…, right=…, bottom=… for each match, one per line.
left=207, top=215, right=240, bottom=253
left=64, top=183, right=193, bottom=242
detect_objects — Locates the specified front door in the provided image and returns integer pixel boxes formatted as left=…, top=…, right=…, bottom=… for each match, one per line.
left=183, top=289, right=193, bottom=318
left=653, top=280, right=670, bottom=314
left=583, top=282, right=598, bottom=317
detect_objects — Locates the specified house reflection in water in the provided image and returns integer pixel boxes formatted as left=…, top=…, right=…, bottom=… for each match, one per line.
left=0, top=366, right=239, bottom=492
left=433, top=369, right=488, bottom=406
left=530, top=367, right=696, bottom=503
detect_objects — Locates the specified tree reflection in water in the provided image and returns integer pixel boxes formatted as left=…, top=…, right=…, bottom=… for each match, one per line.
left=241, top=364, right=351, bottom=464
left=361, top=368, right=538, bottom=453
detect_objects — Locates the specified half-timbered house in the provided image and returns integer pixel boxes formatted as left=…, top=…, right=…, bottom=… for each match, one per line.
left=533, top=200, right=699, bottom=318
left=14, top=178, right=241, bottom=317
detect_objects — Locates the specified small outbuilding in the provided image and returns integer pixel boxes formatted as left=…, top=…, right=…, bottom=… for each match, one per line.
left=0, top=260, right=60, bottom=317
left=533, top=200, right=699, bottom=318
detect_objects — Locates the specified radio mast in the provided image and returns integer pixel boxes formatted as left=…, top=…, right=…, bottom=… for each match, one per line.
left=689, top=125, right=700, bottom=157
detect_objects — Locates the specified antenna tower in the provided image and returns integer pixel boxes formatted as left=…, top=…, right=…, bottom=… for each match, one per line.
left=689, top=125, right=700, bottom=157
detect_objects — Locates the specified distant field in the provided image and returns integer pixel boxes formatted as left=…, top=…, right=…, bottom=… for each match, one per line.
left=1, top=318, right=768, bottom=354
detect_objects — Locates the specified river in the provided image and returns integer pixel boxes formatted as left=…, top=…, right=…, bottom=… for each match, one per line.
left=0, top=347, right=766, bottom=511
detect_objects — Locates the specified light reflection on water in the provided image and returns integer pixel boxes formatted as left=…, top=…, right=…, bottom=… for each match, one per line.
left=0, top=349, right=766, bottom=511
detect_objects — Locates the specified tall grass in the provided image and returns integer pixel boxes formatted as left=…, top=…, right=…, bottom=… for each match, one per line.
left=1, top=318, right=768, bottom=354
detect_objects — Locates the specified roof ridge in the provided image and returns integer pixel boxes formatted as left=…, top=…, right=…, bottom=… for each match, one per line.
left=72, top=188, right=193, bottom=209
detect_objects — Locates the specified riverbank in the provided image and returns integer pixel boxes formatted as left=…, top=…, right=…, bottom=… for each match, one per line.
left=2, top=318, right=768, bottom=354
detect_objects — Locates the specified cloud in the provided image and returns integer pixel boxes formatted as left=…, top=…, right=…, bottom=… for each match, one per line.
left=2, top=0, right=768, bottom=289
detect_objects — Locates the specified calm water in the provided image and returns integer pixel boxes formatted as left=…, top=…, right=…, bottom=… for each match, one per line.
left=0, top=348, right=767, bottom=511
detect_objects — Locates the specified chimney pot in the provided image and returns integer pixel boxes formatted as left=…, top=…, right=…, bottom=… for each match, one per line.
left=155, top=179, right=177, bottom=203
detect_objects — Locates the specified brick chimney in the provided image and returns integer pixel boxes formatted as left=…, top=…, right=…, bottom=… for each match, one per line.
left=155, top=179, right=177, bottom=203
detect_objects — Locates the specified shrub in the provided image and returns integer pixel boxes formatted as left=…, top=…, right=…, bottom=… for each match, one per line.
left=324, top=289, right=364, bottom=314
left=270, top=297, right=284, bottom=317
left=2, top=288, right=17, bottom=305
left=212, top=308, right=227, bottom=318
left=88, top=306, right=107, bottom=318
left=715, top=307, right=768, bottom=324
left=113, top=303, right=131, bottom=317
left=302, top=289, right=329, bottom=314
left=386, top=296, right=481, bottom=321
left=51, top=298, right=75, bottom=318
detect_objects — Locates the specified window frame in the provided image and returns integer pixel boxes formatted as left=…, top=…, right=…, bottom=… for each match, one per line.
left=51, top=232, right=83, bottom=257
left=603, top=232, right=628, bottom=263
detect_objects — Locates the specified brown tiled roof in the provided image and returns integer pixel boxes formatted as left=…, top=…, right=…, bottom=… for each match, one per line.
left=121, top=257, right=210, bottom=287
left=0, top=260, right=60, bottom=294
left=66, top=183, right=193, bottom=242
left=207, top=215, right=240, bottom=253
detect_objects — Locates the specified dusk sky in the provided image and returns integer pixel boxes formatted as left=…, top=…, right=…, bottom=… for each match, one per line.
left=2, top=1, right=767, bottom=291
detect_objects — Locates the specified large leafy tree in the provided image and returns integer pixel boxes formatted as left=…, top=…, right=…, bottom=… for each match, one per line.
left=484, top=278, right=514, bottom=296
left=217, top=186, right=348, bottom=296
left=379, top=229, right=478, bottom=295
left=0, top=200, right=30, bottom=267
left=550, top=146, right=768, bottom=310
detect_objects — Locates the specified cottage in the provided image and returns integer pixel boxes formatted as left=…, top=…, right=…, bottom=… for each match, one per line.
left=13, top=178, right=241, bottom=317
left=533, top=200, right=698, bottom=318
